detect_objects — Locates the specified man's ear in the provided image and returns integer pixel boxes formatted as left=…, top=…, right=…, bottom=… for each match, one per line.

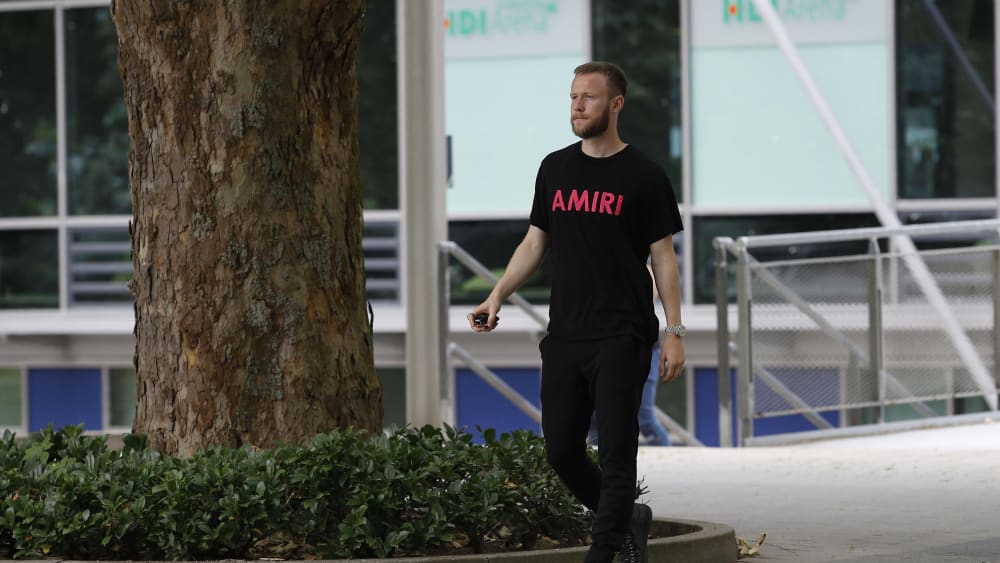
left=612, top=94, right=624, bottom=113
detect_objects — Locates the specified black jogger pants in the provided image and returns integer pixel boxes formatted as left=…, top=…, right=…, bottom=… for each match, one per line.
left=539, top=333, right=651, bottom=559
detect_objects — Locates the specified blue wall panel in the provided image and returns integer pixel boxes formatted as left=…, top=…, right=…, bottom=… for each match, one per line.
left=693, top=367, right=736, bottom=447
left=28, top=368, right=102, bottom=432
left=456, top=367, right=541, bottom=442
left=695, top=367, right=841, bottom=445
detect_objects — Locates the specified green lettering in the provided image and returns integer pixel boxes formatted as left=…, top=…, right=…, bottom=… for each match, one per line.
left=830, top=0, right=846, bottom=19
left=459, top=10, right=478, bottom=35
left=781, top=0, right=798, bottom=19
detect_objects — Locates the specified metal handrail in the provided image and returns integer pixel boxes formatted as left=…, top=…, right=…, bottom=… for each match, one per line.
left=745, top=253, right=938, bottom=420
left=450, top=342, right=542, bottom=424
left=716, top=219, right=1000, bottom=447
left=439, top=241, right=549, bottom=329
left=734, top=218, right=1000, bottom=249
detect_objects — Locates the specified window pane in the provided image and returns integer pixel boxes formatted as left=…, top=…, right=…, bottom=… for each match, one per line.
left=448, top=219, right=553, bottom=305
left=899, top=210, right=999, bottom=304
left=66, top=8, right=130, bottom=215
left=897, top=0, right=995, bottom=198
left=0, top=368, right=22, bottom=427
left=694, top=214, right=880, bottom=304
left=0, top=10, right=57, bottom=217
left=377, top=367, right=405, bottom=431
left=592, top=0, right=682, bottom=194
left=0, top=229, right=58, bottom=308
left=654, top=367, right=686, bottom=434
left=359, top=0, right=398, bottom=209
left=109, top=367, right=136, bottom=428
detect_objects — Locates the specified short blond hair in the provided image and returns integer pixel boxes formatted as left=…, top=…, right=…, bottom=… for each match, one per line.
left=573, top=61, right=628, bottom=98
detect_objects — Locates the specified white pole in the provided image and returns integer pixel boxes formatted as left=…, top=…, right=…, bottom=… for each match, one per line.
left=751, top=0, right=997, bottom=410
left=55, top=7, right=69, bottom=310
left=400, top=0, right=448, bottom=426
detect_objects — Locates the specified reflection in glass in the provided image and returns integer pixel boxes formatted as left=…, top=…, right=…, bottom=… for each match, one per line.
left=66, top=8, right=130, bottom=215
left=0, top=10, right=57, bottom=217
left=378, top=367, right=405, bottom=431
left=109, top=367, right=136, bottom=427
left=358, top=0, right=398, bottom=209
left=695, top=214, right=880, bottom=304
left=448, top=220, right=552, bottom=305
left=654, top=368, right=686, bottom=432
left=0, top=368, right=21, bottom=427
left=897, top=0, right=995, bottom=198
left=895, top=210, right=1000, bottom=305
left=0, top=230, right=59, bottom=309
left=592, top=0, right=682, bottom=196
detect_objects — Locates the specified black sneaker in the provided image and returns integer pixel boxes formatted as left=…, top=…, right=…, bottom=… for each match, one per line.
left=619, top=502, right=652, bottom=563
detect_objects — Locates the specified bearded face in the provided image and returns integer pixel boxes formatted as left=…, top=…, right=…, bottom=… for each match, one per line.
left=571, top=99, right=612, bottom=139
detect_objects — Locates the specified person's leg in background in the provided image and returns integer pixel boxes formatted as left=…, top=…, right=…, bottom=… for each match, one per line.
left=637, top=342, right=671, bottom=446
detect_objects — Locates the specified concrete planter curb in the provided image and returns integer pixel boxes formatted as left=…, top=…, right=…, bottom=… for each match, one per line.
left=32, top=517, right=737, bottom=563
left=328, top=517, right=739, bottom=563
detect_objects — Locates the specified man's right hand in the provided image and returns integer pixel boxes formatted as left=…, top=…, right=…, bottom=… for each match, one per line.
left=468, top=302, right=500, bottom=332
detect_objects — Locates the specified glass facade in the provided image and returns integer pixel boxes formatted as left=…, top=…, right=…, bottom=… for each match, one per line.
left=897, top=0, right=996, bottom=199
left=690, top=1, right=891, bottom=208
left=1, top=1, right=998, bottom=440
left=378, top=367, right=406, bottom=430
left=0, top=229, right=59, bottom=309
left=0, top=368, right=21, bottom=427
left=694, top=213, right=881, bottom=304
left=5, top=0, right=994, bottom=312
left=443, top=0, right=587, bottom=214
left=592, top=0, right=682, bottom=190
left=65, top=7, right=129, bottom=216
left=109, top=367, right=136, bottom=428
left=359, top=0, right=398, bottom=210
left=448, top=219, right=552, bottom=305
left=0, top=9, right=56, bottom=218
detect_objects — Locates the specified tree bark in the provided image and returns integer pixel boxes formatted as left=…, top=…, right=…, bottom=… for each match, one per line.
left=111, top=0, right=382, bottom=456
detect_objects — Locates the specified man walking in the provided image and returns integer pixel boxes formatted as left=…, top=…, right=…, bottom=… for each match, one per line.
left=469, top=61, right=686, bottom=563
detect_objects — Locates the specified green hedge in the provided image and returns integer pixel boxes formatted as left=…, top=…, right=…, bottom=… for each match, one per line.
left=0, top=424, right=594, bottom=560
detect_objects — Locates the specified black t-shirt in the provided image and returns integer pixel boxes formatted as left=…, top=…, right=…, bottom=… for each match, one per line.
left=529, top=142, right=683, bottom=343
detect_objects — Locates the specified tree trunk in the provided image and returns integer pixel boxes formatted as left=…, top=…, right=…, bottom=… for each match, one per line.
left=111, top=0, right=382, bottom=456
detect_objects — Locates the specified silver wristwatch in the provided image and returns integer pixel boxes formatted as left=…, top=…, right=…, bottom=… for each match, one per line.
left=664, top=324, right=687, bottom=337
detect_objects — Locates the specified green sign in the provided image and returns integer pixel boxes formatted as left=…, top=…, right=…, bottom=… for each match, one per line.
left=723, top=0, right=848, bottom=24
left=446, top=0, right=558, bottom=37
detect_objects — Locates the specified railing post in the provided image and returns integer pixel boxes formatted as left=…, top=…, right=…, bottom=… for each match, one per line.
left=845, top=351, right=859, bottom=427
left=868, top=238, right=885, bottom=424
left=736, top=242, right=754, bottom=446
left=438, top=242, right=455, bottom=425
left=993, top=248, right=1000, bottom=408
left=714, top=238, right=733, bottom=447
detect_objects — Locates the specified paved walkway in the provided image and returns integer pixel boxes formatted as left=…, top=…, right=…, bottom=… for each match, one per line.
left=637, top=417, right=1000, bottom=562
